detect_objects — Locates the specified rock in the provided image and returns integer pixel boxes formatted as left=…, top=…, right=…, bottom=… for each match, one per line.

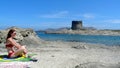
left=42, top=21, right=120, bottom=35
left=0, top=30, right=7, bottom=43
left=72, top=45, right=88, bottom=49
left=51, top=55, right=55, bottom=57
left=0, top=27, right=42, bottom=46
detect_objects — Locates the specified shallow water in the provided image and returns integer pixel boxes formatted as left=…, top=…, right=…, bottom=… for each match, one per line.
left=36, top=32, right=120, bottom=46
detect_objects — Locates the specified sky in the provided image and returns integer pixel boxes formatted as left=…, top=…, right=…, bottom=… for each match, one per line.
left=0, top=0, right=120, bottom=30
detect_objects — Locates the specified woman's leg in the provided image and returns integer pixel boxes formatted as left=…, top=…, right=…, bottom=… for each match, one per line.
left=22, top=45, right=27, bottom=54
left=10, top=46, right=26, bottom=58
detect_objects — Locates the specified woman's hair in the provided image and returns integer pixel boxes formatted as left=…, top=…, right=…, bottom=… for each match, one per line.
left=6, top=29, right=16, bottom=39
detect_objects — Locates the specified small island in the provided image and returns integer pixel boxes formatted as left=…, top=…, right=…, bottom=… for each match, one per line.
left=42, top=20, right=120, bottom=36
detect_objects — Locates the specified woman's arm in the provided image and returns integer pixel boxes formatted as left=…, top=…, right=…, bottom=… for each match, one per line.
left=8, top=38, right=21, bottom=49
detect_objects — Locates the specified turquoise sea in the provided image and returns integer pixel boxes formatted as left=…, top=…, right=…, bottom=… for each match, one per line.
left=36, top=32, right=120, bottom=46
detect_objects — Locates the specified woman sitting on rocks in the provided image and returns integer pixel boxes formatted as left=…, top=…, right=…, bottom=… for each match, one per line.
left=5, top=29, right=27, bottom=58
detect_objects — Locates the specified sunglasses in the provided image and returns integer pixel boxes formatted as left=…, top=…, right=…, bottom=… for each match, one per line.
left=13, top=32, right=16, bottom=34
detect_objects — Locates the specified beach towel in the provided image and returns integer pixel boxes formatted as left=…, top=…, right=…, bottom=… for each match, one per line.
left=0, top=54, right=37, bottom=62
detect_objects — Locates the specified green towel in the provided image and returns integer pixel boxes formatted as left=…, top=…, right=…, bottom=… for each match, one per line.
left=0, top=54, right=37, bottom=62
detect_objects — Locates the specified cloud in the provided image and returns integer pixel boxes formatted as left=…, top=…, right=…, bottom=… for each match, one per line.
left=103, top=19, right=120, bottom=23
left=39, top=11, right=97, bottom=20
left=82, top=13, right=95, bottom=19
left=72, top=13, right=96, bottom=20
left=40, top=11, right=69, bottom=18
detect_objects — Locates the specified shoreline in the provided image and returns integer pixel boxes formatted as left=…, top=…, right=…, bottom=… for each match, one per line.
left=1, top=41, right=120, bottom=68
left=42, top=29, right=120, bottom=36
left=0, top=27, right=120, bottom=68
left=29, top=41, right=120, bottom=68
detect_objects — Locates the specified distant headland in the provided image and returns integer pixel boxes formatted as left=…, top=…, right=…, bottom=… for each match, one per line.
left=38, top=20, right=120, bottom=35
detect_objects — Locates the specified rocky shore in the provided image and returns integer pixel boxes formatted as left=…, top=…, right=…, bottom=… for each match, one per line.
left=0, top=27, right=120, bottom=68
left=43, top=20, right=120, bottom=36
left=0, top=27, right=43, bottom=46
left=44, top=29, right=120, bottom=36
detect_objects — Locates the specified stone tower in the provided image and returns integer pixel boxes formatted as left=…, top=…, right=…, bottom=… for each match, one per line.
left=71, top=21, right=82, bottom=30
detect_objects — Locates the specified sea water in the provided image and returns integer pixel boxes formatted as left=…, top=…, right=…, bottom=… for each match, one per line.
left=36, top=32, right=120, bottom=46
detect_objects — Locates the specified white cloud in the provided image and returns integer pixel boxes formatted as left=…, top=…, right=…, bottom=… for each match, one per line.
left=40, top=11, right=69, bottom=18
left=83, top=13, right=95, bottom=19
left=39, top=11, right=97, bottom=20
left=104, top=19, right=120, bottom=23
left=72, top=13, right=96, bottom=20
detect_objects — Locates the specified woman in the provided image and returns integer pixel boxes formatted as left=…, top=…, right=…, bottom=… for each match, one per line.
left=6, top=29, right=27, bottom=58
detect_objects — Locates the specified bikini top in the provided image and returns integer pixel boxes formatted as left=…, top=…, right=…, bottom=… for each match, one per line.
left=6, top=44, right=13, bottom=48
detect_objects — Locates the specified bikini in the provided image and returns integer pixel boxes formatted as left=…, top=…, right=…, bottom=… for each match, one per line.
left=6, top=44, right=14, bottom=58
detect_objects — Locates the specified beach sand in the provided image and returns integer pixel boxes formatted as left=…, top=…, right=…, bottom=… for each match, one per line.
left=0, top=41, right=120, bottom=68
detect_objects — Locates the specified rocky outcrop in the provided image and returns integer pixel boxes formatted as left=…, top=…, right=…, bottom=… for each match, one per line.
left=44, top=29, right=120, bottom=35
left=0, top=30, right=7, bottom=43
left=41, top=20, right=120, bottom=35
left=0, top=27, right=42, bottom=46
